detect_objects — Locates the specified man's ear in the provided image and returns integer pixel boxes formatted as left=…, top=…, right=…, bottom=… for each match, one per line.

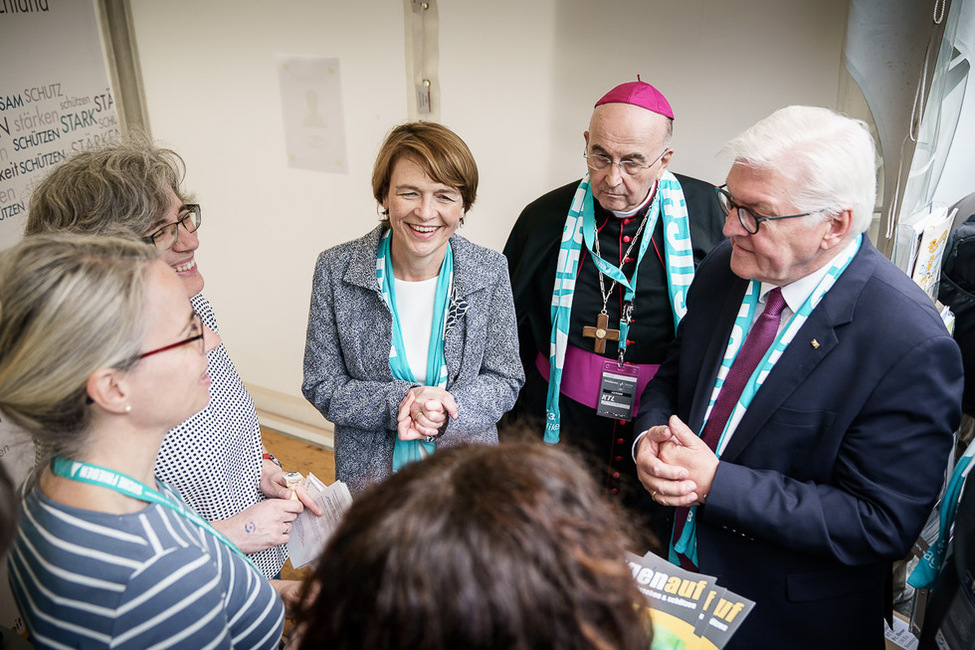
left=85, top=368, right=131, bottom=415
left=583, top=130, right=590, bottom=149
left=659, top=148, right=674, bottom=172
left=822, top=209, right=854, bottom=250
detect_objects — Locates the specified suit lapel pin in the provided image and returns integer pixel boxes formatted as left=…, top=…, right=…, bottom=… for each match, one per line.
left=810, top=338, right=820, bottom=349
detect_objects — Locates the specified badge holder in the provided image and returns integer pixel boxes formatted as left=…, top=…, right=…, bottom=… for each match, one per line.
left=596, top=360, right=639, bottom=421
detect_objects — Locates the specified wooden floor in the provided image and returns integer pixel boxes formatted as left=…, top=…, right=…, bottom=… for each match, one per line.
left=261, top=427, right=335, bottom=582
left=262, top=427, right=335, bottom=485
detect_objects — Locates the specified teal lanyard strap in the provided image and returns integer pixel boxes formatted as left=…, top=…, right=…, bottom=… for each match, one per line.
left=708, top=234, right=862, bottom=455
left=50, top=456, right=259, bottom=571
left=582, top=188, right=659, bottom=357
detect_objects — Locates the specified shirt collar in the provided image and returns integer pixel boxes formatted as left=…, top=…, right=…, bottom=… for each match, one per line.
left=609, top=181, right=658, bottom=219
left=759, top=238, right=860, bottom=312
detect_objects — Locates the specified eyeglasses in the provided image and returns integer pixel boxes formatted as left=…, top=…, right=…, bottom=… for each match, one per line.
left=716, top=186, right=823, bottom=234
left=141, top=204, right=202, bottom=250
left=137, top=312, right=205, bottom=360
left=583, top=147, right=669, bottom=176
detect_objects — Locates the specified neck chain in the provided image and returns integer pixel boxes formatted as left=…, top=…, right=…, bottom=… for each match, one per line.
left=592, top=206, right=652, bottom=318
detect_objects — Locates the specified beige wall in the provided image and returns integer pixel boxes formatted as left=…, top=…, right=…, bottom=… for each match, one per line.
left=128, top=0, right=849, bottom=436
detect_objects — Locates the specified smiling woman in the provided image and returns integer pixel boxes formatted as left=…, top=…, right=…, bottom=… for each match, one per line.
left=302, top=121, right=524, bottom=495
left=384, top=157, right=464, bottom=280
left=0, top=234, right=289, bottom=647
left=21, top=135, right=319, bottom=579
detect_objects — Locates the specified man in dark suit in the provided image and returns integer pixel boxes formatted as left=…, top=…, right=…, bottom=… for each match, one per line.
left=634, top=105, right=964, bottom=649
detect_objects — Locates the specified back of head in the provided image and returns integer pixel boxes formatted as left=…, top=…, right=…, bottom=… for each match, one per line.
left=371, top=121, right=479, bottom=211
left=25, top=133, right=189, bottom=239
left=725, top=105, right=877, bottom=234
left=296, top=442, right=651, bottom=650
left=0, top=234, right=157, bottom=463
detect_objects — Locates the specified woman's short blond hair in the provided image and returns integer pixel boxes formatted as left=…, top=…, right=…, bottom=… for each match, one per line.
left=0, top=234, right=158, bottom=460
left=371, top=122, right=478, bottom=212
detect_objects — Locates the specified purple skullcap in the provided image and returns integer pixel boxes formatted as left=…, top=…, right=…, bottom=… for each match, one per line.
left=594, top=75, right=674, bottom=119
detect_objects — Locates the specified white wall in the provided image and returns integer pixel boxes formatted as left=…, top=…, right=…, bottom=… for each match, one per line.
left=128, top=0, right=849, bottom=430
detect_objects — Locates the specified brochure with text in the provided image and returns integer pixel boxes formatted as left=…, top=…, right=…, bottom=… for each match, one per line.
left=626, top=551, right=754, bottom=650
left=286, top=472, right=353, bottom=570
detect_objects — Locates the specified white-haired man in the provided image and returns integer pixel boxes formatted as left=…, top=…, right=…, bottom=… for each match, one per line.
left=635, top=106, right=963, bottom=649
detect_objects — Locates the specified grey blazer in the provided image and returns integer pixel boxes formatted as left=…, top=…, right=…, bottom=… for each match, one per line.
left=302, top=225, right=524, bottom=495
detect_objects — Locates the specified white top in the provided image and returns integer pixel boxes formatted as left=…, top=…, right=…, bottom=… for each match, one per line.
left=394, top=276, right=439, bottom=384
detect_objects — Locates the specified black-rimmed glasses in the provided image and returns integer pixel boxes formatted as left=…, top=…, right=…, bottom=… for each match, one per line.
left=141, top=204, right=202, bottom=250
left=716, top=185, right=823, bottom=234
left=138, top=312, right=205, bottom=360
left=583, top=147, right=669, bottom=176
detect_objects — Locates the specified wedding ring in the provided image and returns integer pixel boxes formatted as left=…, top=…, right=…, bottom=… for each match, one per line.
left=424, top=435, right=437, bottom=443
left=651, top=489, right=658, bottom=502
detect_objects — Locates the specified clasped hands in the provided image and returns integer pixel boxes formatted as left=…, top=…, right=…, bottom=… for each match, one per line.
left=397, top=386, right=458, bottom=441
left=635, top=414, right=719, bottom=507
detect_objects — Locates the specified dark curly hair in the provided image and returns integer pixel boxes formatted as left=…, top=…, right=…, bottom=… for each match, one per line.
left=294, top=441, right=652, bottom=650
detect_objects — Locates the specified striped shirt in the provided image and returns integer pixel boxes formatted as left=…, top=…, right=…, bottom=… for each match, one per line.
left=8, top=482, right=284, bottom=649
left=154, top=293, right=287, bottom=578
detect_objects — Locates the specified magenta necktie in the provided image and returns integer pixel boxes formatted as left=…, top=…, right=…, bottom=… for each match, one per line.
left=671, top=287, right=787, bottom=569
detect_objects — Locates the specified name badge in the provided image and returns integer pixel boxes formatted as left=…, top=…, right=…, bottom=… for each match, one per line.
left=596, top=361, right=639, bottom=421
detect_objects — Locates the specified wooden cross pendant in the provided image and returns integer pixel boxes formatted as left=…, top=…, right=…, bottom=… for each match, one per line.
left=582, top=312, right=621, bottom=354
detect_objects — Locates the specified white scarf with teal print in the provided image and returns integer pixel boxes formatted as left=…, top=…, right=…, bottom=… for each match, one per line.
left=545, top=170, right=694, bottom=443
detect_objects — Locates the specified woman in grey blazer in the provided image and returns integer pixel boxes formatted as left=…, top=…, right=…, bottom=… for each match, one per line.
left=302, top=122, right=524, bottom=495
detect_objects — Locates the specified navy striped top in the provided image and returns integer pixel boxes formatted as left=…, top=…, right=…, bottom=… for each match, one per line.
left=8, top=481, right=284, bottom=649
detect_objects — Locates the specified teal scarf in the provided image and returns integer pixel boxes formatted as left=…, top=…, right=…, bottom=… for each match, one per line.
left=376, top=229, right=453, bottom=471
left=909, top=437, right=975, bottom=590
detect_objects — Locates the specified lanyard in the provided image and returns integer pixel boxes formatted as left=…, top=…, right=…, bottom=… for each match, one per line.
left=50, top=456, right=258, bottom=571
left=706, top=235, right=862, bottom=456
left=582, top=187, right=659, bottom=359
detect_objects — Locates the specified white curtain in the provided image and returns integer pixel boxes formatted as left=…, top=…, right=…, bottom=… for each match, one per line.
left=901, top=0, right=975, bottom=222
left=842, top=0, right=975, bottom=263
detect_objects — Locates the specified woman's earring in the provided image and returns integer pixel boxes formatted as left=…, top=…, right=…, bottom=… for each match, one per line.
left=378, top=205, right=389, bottom=221
left=459, top=216, right=466, bottom=228
left=124, top=405, right=132, bottom=414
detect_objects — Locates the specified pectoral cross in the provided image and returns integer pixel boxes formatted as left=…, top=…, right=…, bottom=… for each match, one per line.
left=582, top=312, right=620, bottom=354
